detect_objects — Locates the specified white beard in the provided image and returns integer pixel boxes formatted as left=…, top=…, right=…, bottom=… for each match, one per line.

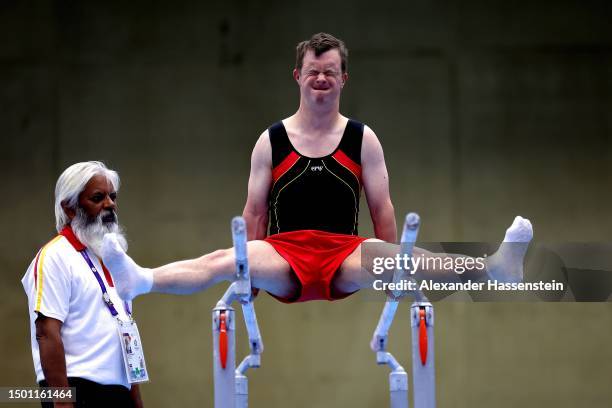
left=71, top=207, right=128, bottom=258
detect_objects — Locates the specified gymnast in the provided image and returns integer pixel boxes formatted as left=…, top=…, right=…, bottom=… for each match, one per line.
left=102, top=32, right=533, bottom=303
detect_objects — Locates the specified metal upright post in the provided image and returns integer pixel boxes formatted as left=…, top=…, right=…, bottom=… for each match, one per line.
left=371, top=213, right=421, bottom=408
left=411, top=301, right=436, bottom=408
left=212, top=217, right=263, bottom=408
left=213, top=302, right=236, bottom=408
left=235, top=299, right=263, bottom=408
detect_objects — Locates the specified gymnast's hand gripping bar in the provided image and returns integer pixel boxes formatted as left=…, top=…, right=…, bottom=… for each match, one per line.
left=213, top=217, right=263, bottom=408
left=370, top=213, right=436, bottom=408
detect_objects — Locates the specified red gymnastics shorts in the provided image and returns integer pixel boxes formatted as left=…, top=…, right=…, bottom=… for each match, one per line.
left=263, top=230, right=367, bottom=303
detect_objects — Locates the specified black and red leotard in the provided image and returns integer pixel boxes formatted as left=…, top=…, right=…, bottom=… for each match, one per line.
left=267, top=119, right=364, bottom=236
left=263, top=119, right=369, bottom=302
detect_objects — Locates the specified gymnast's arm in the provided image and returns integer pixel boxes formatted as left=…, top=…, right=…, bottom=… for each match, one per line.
left=243, top=130, right=273, bottom=240
left=361, top=126, right=397, bottom=243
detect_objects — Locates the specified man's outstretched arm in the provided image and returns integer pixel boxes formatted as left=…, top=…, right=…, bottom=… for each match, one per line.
left=242, top=131, right=273, bottom=241
left=36, top=315, right=73, bottom=408
left=361, top=126, right=397, bottom=243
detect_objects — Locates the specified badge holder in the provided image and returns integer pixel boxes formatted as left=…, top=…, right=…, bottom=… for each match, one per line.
left=94, top=271, right=149, bottom=385
left=117, top=316, right=149, bottom=384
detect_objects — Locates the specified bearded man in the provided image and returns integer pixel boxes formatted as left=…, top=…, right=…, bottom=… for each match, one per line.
left=22, top=161, right=145, bottom=408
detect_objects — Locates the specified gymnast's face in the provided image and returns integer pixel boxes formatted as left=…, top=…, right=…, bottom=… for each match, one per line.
left=294, top=48, right=348, bottom=106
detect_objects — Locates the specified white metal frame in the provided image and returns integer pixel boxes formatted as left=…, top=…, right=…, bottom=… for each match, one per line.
left=212, top=214, right=436, bottom=408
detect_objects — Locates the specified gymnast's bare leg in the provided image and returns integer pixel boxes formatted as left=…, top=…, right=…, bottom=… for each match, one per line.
left=102, top=238, right=299, bottom=300
left=332, top=216, right=533, bottom=294
left=102, top=216, right=532, bottom=301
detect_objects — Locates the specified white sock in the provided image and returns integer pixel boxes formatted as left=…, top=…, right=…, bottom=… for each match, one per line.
left=503, top=215, right=533, bottom=243
left=487, top=216, right=534, bottom=282
left=102, top=233, right=153, bottom=300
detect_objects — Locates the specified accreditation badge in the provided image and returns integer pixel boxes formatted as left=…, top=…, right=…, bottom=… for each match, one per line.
left=117, top=319, right=149, bottom=384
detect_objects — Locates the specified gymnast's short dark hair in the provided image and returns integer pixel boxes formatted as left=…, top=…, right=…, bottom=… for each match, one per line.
left=295, top=32, right=348, bottom=73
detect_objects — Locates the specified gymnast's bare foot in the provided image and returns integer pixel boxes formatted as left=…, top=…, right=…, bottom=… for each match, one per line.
left=102, top=233, right=153, bottom=300
left=486, top=216, right=533, bottom=283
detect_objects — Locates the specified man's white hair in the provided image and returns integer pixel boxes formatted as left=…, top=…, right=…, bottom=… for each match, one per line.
left=54, top=161, right=120, bottom=232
